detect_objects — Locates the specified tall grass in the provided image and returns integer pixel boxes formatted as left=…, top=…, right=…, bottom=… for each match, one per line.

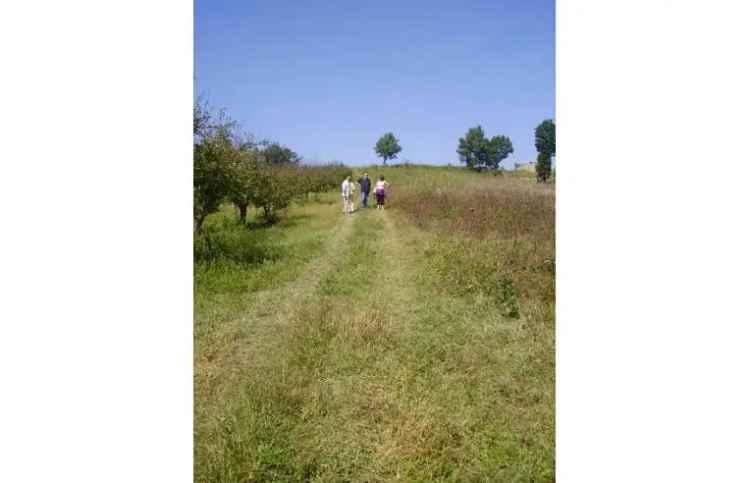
left=361, top=166, right=555, bottom=321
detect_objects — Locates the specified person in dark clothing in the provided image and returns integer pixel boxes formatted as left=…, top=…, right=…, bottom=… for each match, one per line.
left=357, top=173, right=371, bottom=208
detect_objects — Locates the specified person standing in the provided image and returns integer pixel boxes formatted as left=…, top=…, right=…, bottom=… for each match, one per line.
left=357, top=172, right=371, bottom=208
left=341, top=176, right=351, bottom=213
left=341, top=175, right=356, bottom=214
left=374, top=175, right=390, bottom=210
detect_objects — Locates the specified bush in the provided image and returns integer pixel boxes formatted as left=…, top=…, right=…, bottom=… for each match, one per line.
left=194, top=217, right=281, bottom=264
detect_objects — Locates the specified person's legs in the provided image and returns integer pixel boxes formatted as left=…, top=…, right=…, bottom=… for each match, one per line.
left=360, top=191, right=366, bottom=208
left=342, top=195, right=347, bottom=213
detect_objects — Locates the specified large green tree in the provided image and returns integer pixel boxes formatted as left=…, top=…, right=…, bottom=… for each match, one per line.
left=534, top=119, right=555, bottom=182
left=374, top=132, right=402, bottom=165
left=457, top=125, right=513, bottom=171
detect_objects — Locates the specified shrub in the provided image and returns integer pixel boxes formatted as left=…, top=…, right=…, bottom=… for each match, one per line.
left=194, top=217, right=281, bottom=264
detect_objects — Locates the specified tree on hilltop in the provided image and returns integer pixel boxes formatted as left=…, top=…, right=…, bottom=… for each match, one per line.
left=457, top=125, right=513, bottom=171
left=374, top=132, right=402, bottom=165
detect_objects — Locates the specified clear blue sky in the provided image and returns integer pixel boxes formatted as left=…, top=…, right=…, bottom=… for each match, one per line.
left=195, top=0, right=554, bottom=167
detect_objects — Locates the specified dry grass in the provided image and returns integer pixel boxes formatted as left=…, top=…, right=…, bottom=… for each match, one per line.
left=392, top=174, right=554, bottom=240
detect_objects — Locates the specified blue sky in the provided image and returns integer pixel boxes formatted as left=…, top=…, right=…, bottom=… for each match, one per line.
left=195, top=0, right=554, bottom=167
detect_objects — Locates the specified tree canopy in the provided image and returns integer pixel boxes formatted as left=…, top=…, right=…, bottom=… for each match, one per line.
left=261, top=142, right=301, bottom=165
left=534, top=119, right=555, bottom=158
left=457, top=125, right=514, bottom=171
left=374, top=132, right=402, bottom=165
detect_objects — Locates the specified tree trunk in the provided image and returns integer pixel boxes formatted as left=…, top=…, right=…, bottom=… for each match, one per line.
left=238, top=203, right=248, bottom=223
left=194, top=214, right=206, bottom=234
left=262, top=205, right=272, bottom=222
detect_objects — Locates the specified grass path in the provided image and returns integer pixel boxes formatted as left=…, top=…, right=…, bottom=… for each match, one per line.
left=194, top=206, right=354, bottom=444
left=195, top=201, right=554, bottom=482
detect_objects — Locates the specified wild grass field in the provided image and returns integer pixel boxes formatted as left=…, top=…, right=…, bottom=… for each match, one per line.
left=194, top=165, right=555, bottom=482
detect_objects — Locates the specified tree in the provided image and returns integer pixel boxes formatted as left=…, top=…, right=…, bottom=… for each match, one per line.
left=534, top=119, right=555, bottom=182
left=261, top=142, right=301, bottom=165
left=194, top=124, right=240, bottom=233
left=248, top=167, right=295, bottom=222
left=457, top=125, right=513, bottom=171
left=374, top=132, right=402, bottom=165
left=193, top=104, right=241, bottom=232
left=229, top=146, right=264, bottom=224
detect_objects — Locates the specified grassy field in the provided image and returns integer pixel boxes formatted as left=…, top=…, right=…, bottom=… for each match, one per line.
left=194, top=165, right=555, bottom=482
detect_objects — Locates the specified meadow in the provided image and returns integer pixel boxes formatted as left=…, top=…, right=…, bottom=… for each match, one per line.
left=194, top=165, right=555, bottom=482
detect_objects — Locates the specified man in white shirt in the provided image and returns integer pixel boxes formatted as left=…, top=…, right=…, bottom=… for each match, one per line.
left=341, top=176, right=356, bottom=214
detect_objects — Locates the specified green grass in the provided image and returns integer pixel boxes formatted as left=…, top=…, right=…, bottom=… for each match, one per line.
left=194, top=166, right=555, bottom=482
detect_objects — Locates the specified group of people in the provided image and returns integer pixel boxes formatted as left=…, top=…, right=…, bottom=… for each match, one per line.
left=341, top=172, right=390, bottom=214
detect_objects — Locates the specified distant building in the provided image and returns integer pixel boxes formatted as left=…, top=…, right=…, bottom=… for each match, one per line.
left=514, top=160, right=536, bottom=172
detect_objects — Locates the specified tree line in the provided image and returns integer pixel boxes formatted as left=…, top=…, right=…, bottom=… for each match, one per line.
left=193, top=101, right=351, bottom=232
left=374, top=119, right=555, bottom=182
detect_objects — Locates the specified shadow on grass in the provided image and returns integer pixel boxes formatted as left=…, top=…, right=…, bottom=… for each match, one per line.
left=244, top=212, right=309, bottom=230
